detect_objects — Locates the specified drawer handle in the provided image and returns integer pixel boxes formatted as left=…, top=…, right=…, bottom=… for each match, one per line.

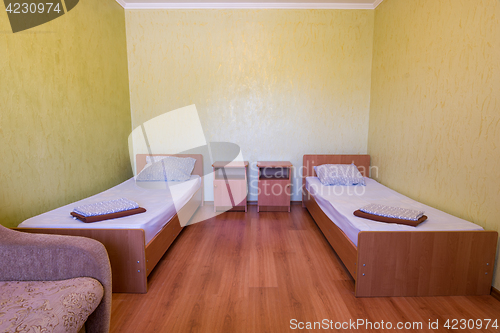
left=214, top=185, right=217, bottom=188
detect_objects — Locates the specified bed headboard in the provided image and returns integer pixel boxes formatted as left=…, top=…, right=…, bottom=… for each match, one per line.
left=302, top=154, right=371, bottom=196
left=136, top=154, right=204, bottom=178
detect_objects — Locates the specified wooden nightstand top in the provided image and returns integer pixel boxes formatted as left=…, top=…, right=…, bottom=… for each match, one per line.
left=256, top=161, right=293, bottom=168
left=212, top=161, right=249, bottom=168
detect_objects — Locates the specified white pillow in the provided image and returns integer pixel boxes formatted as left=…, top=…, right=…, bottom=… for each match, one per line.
left=136, top=156, right=196, bottom=181
left=315, top=164, right=365, bottom=186
left=145, top=155, right=168, bottom=164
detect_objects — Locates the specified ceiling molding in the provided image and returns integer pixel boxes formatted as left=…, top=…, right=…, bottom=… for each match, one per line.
left=117, top=1, right=383, bottom=10
left=115, top=0, right=127, bottom=8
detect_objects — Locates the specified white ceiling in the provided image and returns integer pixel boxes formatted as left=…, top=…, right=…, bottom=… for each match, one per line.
left=116, top=0, right=384, bottom=10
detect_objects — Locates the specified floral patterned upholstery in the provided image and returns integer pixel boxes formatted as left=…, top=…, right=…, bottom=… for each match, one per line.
left=0, top=277, right=103, bottom=333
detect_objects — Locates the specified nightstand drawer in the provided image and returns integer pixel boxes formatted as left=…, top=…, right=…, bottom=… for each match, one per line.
left=258, top=179, right=291, bottom=207
left=214, top=179, right=247, bottom=207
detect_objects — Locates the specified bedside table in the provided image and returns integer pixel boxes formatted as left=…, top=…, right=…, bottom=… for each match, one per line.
left=257, top=161, right=292, bottom=212
left=213, top=161, right=249, bottom=212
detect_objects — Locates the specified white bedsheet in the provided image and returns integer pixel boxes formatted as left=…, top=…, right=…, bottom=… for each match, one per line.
left=305, top=177, right=483, bottom=246
left=18, top=176, right=201, bottom=244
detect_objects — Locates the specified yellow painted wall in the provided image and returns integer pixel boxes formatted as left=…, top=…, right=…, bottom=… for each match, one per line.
left=125, top=9, right=374, bottom=201
left=0, top=0, right=132, bottom=227
left=369, top=0, right=500, bottom=288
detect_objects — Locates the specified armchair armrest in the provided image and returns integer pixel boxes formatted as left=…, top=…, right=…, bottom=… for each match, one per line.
left=0, top=226, right=112, bottom=333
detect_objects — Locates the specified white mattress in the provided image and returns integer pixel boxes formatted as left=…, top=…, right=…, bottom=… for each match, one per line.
left=306, top=177, right=483, bottom=246
left=18, top=176, right=201, bottom=244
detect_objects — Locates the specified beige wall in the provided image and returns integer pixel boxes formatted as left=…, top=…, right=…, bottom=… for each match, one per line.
left=125, top=9, right=374, bottom=201
left=369, top=0, right=500, bottom=288
left=0, top=0, right=132, bottom=227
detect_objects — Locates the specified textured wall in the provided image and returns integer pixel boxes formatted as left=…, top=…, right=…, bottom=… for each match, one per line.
left=369, top=0, right=500, bottom=288
left=0, top=0, right=132, bottom=227
left=125, top=9, right=374, bottom=201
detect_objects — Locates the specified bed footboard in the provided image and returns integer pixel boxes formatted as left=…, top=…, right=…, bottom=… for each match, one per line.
left=356, top=231, right=498, bottom=297
left=15, top=228, right=147, bottom=293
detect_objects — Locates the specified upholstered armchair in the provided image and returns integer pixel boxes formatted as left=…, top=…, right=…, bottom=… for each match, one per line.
left=0, top=224, right=112, bottom=333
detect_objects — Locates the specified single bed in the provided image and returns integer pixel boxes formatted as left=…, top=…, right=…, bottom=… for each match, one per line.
left=16, top=154, right=203, bottom=293
left=302, top=154, right=498, bottom=297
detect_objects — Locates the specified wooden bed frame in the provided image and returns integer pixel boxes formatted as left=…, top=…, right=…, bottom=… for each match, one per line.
left=16, top=154, right=203, bottom=294
left=302, top=154, right=498, bottom=297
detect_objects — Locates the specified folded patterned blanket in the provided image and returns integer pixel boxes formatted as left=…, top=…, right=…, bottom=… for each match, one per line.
left=71, top=208, right=146, bottom=223
left=73, top=198, right=140, bottom=217
left=353, top=210, right=427, bottom=227
left=359, top=203, right=424, bottom=221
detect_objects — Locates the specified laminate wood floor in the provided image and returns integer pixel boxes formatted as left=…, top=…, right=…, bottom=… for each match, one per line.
left=111, top=204, right=500, bottom=332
